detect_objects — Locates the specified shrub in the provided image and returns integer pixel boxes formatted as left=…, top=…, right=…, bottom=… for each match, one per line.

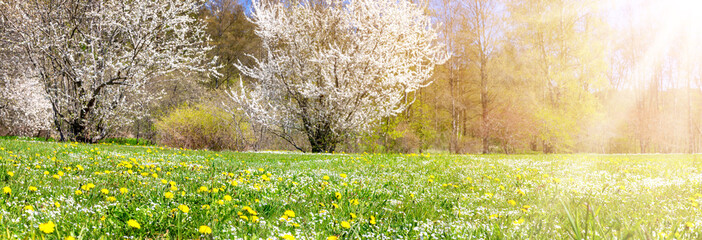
left=155, top=104, right=248, bottom=151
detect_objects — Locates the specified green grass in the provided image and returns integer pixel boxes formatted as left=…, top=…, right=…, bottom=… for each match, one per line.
left=99, top=137, right=153, bottom=146
left=0, top=139, right=701, bottom=239
left=0, top=136, right=56, bottom=142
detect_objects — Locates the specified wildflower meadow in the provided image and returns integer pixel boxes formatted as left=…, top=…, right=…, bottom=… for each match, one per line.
left=0, top=138, right=701, bottom=239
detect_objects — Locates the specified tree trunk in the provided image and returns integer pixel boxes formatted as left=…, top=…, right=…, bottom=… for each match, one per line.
left=72, top=118, right=87, bottom=142
left=688, top=71, right=694, bottom=153
left=480, top=59, right=489, bottom=154
left=309, top=134, right=336, bottom=153
left=307, top=123, right=337, bottom=153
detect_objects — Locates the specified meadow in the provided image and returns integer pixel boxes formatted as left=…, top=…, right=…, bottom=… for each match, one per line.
left=0, top=138, right=701, bottom=239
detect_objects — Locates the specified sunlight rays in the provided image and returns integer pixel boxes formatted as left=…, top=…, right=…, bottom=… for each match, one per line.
left=612, top=0, right=702, bottom=89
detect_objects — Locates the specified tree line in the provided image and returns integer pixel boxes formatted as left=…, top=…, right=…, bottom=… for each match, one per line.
left=1, top=0, right=701, bottom=154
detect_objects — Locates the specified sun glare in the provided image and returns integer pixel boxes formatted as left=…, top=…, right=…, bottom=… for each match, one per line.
left=660, top=0, right=702, bottom=35
left=615, top=0, right=702, bottom=88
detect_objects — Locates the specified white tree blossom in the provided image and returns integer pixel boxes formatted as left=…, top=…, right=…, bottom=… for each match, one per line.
left=0, top=0, right=217, bottom=142
left=231, top=0, right=449, bottom=152
left=0, top=72, right=52, bottom=136
left=0, top=17, right=51, bottom=136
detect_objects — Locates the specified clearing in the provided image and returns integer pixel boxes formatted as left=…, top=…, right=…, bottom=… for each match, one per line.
left=0, top=139, right=700, bottom=239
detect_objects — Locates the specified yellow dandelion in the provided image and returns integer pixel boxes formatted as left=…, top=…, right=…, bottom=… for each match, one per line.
left=284, top=210, right=295, bottom=218
left=198, top=225, right=212, bottom=234
left=39, top=221, right=56, bottom=233
left=28, top=186, right=38, bottom=192
left=127, top=219, right=141, bottom=229
left=3, top=186, right=11, bottom=195
left=178, top=204, right=190, bottom=213
left=243, top=206, right=257, bottom=215
left=282, top=234, right=295, bottom=240
left=341, top=221, right=351, bottom=229
left=164, top=192, right=174, bottom=199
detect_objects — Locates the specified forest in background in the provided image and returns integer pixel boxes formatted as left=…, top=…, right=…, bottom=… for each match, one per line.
left=364, top=0, right=702, bottom=154
left=1, top=0, right=701, bottom=154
